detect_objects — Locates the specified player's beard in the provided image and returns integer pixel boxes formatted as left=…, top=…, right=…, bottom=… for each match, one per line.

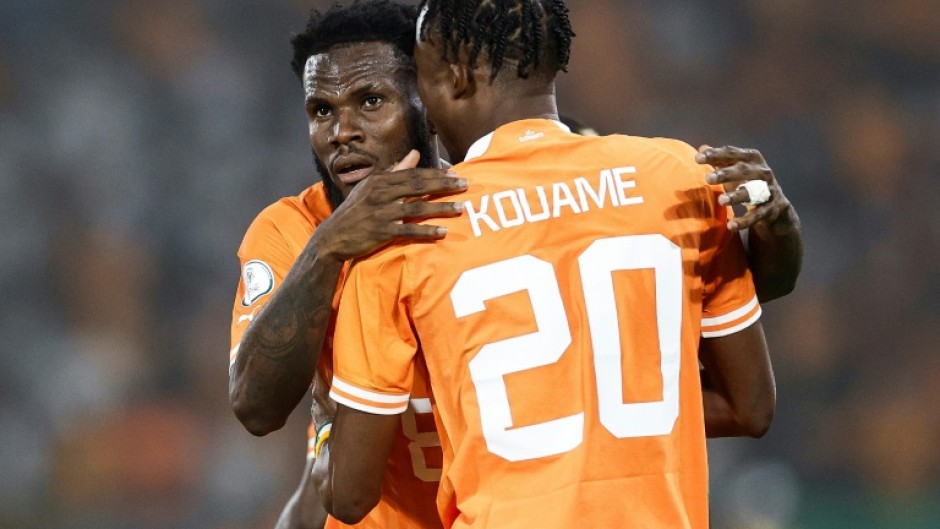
left=315, top=109, right=436, bottom=212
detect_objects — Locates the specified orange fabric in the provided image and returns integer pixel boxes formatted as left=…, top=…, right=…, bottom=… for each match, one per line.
left=230, top=182, right=443, bottom=529
left=332, top=120, right=761, bottom=529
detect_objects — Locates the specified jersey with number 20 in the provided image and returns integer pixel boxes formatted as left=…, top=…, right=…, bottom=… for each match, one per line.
left=331, top=119, right=762, bottom=529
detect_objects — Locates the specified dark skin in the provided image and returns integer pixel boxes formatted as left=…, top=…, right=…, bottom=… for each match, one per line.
left=570, top=134, right=802, bottom=303
left=698, top=145, right=804, bottom=302
left=320, top=31, right=778, bottom=523
left=277, top=374, right=336, bottom=529
left=228, top=42, right=467, bottom=437
left=699, top=325, right=776, bottom=437
left=274, top=458, right=327, bottom=529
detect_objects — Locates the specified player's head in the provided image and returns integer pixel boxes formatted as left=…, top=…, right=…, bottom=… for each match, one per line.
left=291, top=0, right=435, bottom=209
left=414, top=0, right=575, bottom=159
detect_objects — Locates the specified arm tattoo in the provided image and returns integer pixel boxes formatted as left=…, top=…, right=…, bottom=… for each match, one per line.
left=231, top=241, right=345, bottom=430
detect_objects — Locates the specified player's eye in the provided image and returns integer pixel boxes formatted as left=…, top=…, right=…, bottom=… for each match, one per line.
left=307, top=102, right=331, bottom=118
left=363, top=96, right=383, bottom=109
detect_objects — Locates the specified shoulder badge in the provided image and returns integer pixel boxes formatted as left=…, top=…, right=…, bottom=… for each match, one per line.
left=241, top=260, right=275, bottom=307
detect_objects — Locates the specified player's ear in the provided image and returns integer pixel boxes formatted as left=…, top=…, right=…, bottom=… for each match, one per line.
left=449, top=63, right=475, bottom=100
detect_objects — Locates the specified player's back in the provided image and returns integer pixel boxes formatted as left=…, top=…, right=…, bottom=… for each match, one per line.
left=396, top=119, right=758, bottom=528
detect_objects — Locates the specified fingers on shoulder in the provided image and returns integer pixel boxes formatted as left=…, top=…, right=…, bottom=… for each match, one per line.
left=700, top=145, right=766, bottom=167
left=709, top=162, right=773, bottom=185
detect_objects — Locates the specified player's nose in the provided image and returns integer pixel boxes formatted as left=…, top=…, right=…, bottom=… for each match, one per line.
left=329, top=109, right=365, bottom=147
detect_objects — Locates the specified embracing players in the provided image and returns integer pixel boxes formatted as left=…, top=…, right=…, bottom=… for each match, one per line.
left=228, top=1, right=802, bottom=528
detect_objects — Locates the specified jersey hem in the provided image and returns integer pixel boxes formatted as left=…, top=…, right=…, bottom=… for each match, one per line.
left=330, top=376, right=410, bottom=415
left=701, top=305, right=762, bottom=338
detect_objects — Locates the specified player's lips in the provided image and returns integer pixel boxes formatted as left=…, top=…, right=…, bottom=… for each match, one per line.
left=332, top=154, right=377, bottom=185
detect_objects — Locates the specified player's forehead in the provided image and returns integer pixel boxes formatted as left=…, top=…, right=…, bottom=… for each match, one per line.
left=303, top=42, right=410, bottom=99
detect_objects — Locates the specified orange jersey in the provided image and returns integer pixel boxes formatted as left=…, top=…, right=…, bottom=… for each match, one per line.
left=331, top=120, right=761, bottom=529
left=230, top=182, right=443, bottom=529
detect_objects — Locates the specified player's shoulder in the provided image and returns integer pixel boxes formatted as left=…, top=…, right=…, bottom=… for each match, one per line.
left=601, top=134, right=700, bottom=165
left=248, top=182, right=328, bottom=230
left=238, top=182, right=329, bottom=253
left=596, top=134, right=709, bottom=185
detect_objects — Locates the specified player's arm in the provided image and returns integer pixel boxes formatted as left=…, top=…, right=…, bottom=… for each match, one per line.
left=699, top=322, right=775, bottom=438
left=695, top=170, right=777, bottom=438
left=230, top=152, right=466, bottom=435
left=229, top=229, right=344, bottom=436
left=312, top=241, right=418, bottom=524
left=697, top=145, right=803, bottom=303
left=274, top=457, right=328, bottom=529
left=312, top=406, right=400, bottom=524
left=274, top=373, right=336, bottom=529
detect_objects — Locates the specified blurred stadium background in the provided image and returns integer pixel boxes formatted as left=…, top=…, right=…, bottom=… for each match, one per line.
left=1, top=0, right=939, bottom=528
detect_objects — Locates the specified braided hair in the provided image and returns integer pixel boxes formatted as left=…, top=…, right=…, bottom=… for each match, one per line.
left=417, top=0, right=575, bottom=82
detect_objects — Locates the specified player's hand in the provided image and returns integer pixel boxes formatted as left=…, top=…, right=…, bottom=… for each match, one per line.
left=310, top=371, right=336, bottom=428
left=315, top=150, right=468, bottom=261
left=696, top=145, right=794, bottom=231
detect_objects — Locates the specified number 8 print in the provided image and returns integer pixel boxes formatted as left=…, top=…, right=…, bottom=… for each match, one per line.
left=401, top=399, right=443, bottom=482
left=451, top=235, right=683, bottom=462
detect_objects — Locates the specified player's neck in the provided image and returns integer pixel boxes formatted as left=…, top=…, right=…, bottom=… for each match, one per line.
left=490, top=92, right=560, bottom=131
left=452, top=87, right=558, bottom=162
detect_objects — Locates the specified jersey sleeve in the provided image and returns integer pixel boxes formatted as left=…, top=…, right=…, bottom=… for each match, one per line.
left=646, top=137, right=761, bottom=338
left=229, top=212, right=297, bottom=369
left=330, top=247, right=418, bottom=415
left=698, top=184, right=761, bottom=338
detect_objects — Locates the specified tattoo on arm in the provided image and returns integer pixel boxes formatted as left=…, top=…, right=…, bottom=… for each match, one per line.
left=231, top=240, right=345, bottom=433
left=249, top=285, right=325, bottom=361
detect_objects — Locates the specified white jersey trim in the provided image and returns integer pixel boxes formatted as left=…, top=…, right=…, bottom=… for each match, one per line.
left=331, top=377, right=411, bottom=404
left=229, top=345, right=240, bottom=368
left=410, top=398, right=433, bottom=414
left=702, top=306, right=762, bottom=338
left=702, top=295, right=759, bottom=327
left=329, top=389, right=409, bottom=415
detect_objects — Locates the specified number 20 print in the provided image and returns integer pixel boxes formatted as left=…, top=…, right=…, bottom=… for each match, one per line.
left=451, top=235, right=683, bottom=462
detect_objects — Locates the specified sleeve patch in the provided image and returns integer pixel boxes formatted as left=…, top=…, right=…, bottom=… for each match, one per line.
left=241, top=260, right=275, bottom=307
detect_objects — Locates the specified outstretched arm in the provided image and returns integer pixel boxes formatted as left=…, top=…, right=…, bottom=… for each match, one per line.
left=230, top=152, right=467, bottom=435
left=699, top=322, right=776, bottom=438
left=697, top=146, right=804, bottom=303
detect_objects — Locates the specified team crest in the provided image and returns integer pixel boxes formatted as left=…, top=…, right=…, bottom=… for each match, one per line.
left=241, top=260, right=275, bottom=307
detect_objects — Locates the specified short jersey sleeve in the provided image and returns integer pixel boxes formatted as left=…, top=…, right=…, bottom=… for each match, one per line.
left=229, top=212, right=297, bottom=369
left=330, top=247, right=418, bottom=415
left=698, top=184, right=761, bottom=338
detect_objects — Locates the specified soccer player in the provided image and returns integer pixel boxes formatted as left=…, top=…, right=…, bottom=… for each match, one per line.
left=229, top=3, right=461, bottom=528
left=316, top=1, right=776, bottom=528
left=231, top=2, right=800, bottom=528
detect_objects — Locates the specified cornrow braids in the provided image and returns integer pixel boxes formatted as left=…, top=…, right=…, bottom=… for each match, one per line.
left=418, top=0, right=575, bottom=82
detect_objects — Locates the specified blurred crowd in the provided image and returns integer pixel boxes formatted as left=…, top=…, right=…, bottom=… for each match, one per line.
left=1, top=1, right=938, bottom=528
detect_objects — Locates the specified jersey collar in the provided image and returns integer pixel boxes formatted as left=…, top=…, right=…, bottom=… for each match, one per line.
left=463, top=119, right=572, bottom=162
